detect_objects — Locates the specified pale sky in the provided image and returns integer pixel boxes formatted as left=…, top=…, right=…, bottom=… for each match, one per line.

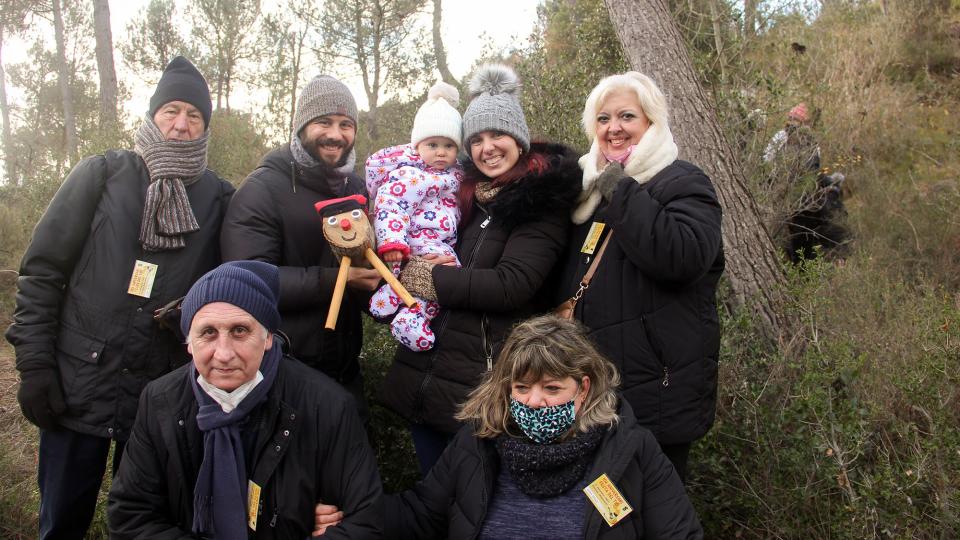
left=6, top=0, right=543, bottom=122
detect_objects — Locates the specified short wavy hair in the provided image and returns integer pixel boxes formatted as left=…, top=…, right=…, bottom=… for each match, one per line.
left=581, top=71, right=670, bottom=142
left=456, top=315, right=621, bottom=440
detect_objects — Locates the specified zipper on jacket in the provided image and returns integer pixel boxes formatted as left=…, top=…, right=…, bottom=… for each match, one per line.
left=413, top=204, right=492, bottom=419
left=662, top=366, right=670, bottom=387
left=269, top=506, right=278, bottom=528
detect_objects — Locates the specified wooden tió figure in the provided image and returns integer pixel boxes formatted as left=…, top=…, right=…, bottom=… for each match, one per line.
left=314, top=194, right=416, bottom=329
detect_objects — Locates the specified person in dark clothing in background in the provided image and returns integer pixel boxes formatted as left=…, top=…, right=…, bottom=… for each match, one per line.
left=557, top=71, right=725, bottom=482
left=4, top=57, right=234, bottom=540
left=108, top=261, right=382, bottom=539
left=384, top=315, right=702, bottom=539
left=220, top=75, right=381, bottom=418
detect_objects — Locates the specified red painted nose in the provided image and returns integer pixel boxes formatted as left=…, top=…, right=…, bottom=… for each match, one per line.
left=340, top=218, right=352, bottom=230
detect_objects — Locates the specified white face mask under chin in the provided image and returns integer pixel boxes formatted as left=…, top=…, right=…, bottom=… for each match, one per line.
left=197, top=371, right=265, bottom=413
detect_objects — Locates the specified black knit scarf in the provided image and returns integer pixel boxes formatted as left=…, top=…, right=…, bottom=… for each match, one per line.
left=134, top=115, right=208, bottom=252
left=495, top=426, right=606, bottom=498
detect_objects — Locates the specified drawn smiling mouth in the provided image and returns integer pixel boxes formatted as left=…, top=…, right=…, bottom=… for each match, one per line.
left=340, top=232, right=357, bottom=242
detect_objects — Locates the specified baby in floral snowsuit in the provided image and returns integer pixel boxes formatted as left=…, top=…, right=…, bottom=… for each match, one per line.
left=366, top=82, right=463, bottom=351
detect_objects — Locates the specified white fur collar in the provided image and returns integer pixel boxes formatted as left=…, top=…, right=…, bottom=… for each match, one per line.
left=572, top=122, right=678, bottom=224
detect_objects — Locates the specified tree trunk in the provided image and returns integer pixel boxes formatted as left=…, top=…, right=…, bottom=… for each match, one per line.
left=708, top=0, right=725, bottom=80
left=431, top=0, right=456, bottom=85
left=744, top=0, right=757, bottom=39
left=604, top=0, right=789, bottom=342
left=92, top=0, right=119, bottom=131
left=0, top=29, right=15, bottom=185
left=53, top=0, right=78, bottom=163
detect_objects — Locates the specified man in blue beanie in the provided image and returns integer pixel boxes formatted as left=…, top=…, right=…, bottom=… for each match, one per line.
left=108, top=261, right=382, bottom=538
left=4, top=56, right=234, bottom=539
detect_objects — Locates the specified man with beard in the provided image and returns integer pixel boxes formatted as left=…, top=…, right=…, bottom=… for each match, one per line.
left=221, top=75, right=380, bottom=417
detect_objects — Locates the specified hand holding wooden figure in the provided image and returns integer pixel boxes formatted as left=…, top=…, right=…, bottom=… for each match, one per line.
left=315, top=195, right=416, bottom=330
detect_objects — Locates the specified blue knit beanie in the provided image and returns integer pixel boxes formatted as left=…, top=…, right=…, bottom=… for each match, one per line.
left=180, top=261, right=281, bottom=338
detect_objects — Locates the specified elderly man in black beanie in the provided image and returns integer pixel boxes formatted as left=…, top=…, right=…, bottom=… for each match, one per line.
left=221, top=75, right=380, bottom=419
left=108, top=260, right=382, bottom=539
left=4, top=56, right=234, bottom=539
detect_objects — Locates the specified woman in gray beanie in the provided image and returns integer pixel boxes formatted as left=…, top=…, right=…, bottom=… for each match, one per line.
left=379, top=64, right=583, bottom=475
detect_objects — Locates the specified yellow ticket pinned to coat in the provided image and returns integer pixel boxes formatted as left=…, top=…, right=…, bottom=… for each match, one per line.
left=580, top=222, right=606, bottom=254
left=583, top=473, right=633, bottom=527
left=247, top=480, right=261, bottom=530
left=127, top=260, right=158, bottom=298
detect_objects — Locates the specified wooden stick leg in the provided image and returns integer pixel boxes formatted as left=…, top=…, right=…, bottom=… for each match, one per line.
left=325, top=256, right=352, bottom=330
left=365, top=249, right=417, bottom=308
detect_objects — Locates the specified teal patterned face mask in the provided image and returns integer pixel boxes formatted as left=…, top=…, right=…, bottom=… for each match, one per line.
left=509, top=397, right=576, bottom=444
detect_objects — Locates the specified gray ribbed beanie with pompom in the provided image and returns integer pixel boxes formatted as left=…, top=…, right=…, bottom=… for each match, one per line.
left=462, top=64, right=530, bottom=152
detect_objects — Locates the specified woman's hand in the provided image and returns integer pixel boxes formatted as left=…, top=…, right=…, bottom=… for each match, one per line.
left=313, top=502, right=343, bottom=536
left=596, top=161, right=625, bottom=201
left=421, top=253, right=457, bottom=266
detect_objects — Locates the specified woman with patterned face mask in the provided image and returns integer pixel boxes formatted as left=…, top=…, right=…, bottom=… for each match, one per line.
left=383, top=315, right=702, bottom=539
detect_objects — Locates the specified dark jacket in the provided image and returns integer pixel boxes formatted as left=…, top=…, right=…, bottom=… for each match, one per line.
left=108, top=355, right=382, bottom=539
left=4, top=150, right=234, bottom=439
left=220, top=146, right=369, bottom=382
left=385, top=401, right=703, bottom=539
left=380, top=142, right=582, bottom=434
left=556, top=160, right=724, bottom=445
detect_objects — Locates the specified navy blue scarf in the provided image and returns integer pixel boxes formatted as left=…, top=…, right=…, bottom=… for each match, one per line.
left=188, top=344, right=281, bottom=538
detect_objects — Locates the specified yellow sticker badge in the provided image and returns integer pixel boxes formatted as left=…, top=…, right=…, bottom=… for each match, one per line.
left=127, top=260, right=158, bottom=298
left=247, top=480, right=261, bottom=531
left=580, top=222, right=606, bottom=254
left=583, top=473, right=633, bottom=527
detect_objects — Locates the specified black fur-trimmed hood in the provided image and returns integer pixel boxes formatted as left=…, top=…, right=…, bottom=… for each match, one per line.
left=465, top=141, right=582, bottom=231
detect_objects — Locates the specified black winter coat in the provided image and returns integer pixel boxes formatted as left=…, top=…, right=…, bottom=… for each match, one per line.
left=385, top=401, right=703, bottom=539
left=556, top=160, right=724, bottom=445
left=108, top=355, right=382, bottom=539
left=380, top=142, right=582, bottom=434
left=4, top=150, right=233, bottom=439
left=220, top=146, right=369, bottom=382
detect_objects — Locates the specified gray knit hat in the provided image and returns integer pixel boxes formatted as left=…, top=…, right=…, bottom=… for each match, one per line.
left=292, top=75, right=358, bottom=138
left=462, top=64, right=529, bottom=152
left=180, top=261, right=281, bottom=337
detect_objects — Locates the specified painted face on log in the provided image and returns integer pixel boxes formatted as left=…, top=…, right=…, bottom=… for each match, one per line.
left=322, top=208, right=371, bottom=252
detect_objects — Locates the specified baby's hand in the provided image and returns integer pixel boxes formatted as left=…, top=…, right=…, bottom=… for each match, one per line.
left=383, top=250, right=404, bottom=263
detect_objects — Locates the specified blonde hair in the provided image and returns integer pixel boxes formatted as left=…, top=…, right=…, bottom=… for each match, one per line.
left=456, top=315, right=621, bottom=439
left=581, top=71, right=670, bottom=142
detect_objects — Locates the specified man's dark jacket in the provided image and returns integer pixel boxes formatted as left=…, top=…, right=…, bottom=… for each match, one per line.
left=4, top=150, right=234, bottom=439
left=220, top=146, right=368, bottom=382
left=556, top=160, right=724, bottom=445
left=107, top=355, right=383, bottom=539
left=385, top=401, right=702, bottom=539
left=380, top=142, right=581, bottom=435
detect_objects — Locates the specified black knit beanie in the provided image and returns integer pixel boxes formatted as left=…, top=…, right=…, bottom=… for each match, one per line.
left=180, top=261, right=281, bottom=338
left=149, top=56, right=213, bottom=129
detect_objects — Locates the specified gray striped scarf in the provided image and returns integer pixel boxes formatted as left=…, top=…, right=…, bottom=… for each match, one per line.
left=134, top=116, right=208, bottom=252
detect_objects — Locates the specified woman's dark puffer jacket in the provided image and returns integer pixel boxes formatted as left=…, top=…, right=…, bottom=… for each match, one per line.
left=384, top=400, right=703, bottom=539
left=556, top=160, right=724, bottom=445
left=380, top=142, right=582, bottom=435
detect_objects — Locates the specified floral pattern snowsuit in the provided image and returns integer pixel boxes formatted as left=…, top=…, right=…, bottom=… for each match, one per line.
left=365, top=144, right=462, bottom=351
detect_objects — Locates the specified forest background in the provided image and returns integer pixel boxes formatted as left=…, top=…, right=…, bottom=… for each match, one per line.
left=0, top=0, right=959, bottom=537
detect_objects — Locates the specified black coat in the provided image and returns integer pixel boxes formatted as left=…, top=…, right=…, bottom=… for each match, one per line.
left=556, top=160, right=724, bottom=445
left=4, top=150, right=234, bottom=439
left=220, top=146, right=369, bottom=382
left=385, top=401, right=703, bottom=539
left=107, top=355, right=383, bottom=539
left=380, top=142, right=582, bottom=434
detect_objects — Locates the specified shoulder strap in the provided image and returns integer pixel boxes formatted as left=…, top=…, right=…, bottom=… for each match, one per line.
left=580, top=231, right=612, bottom=287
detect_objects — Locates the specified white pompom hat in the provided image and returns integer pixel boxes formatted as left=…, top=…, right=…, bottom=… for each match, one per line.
left=411, top=81, right=463, bottom=148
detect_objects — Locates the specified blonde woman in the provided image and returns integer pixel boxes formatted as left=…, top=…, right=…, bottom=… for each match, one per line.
left=556, top=72, right=724, bottom=481
left=384, top=315, right=702, bottom=539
